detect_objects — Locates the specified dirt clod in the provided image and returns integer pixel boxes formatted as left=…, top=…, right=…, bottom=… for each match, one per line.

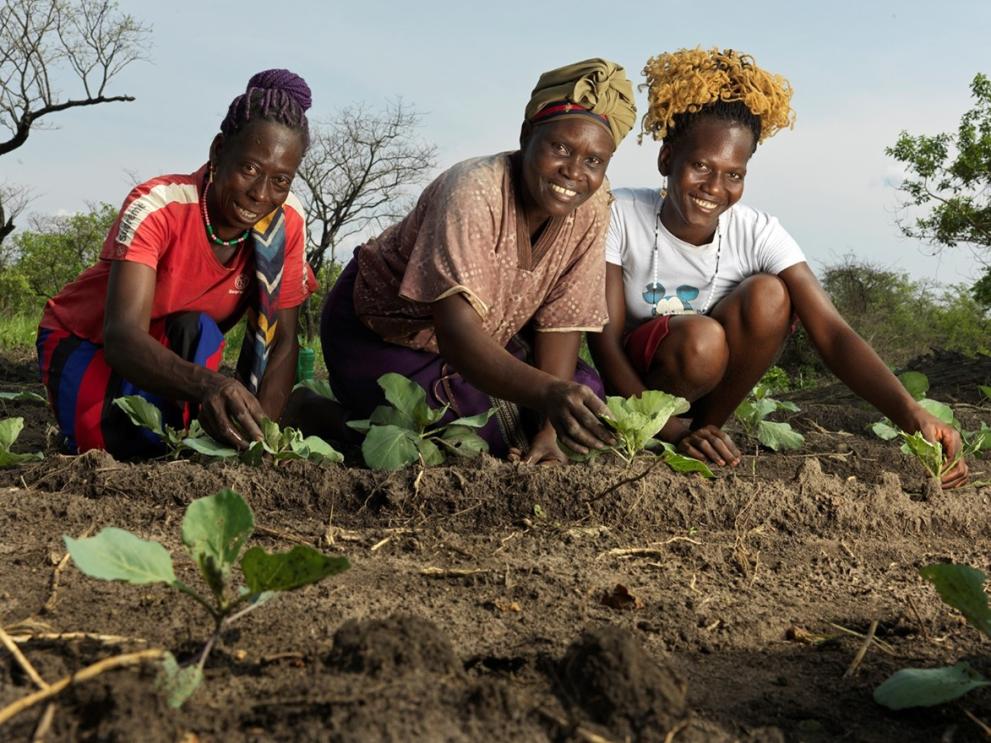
left=325, top=614, right=461, bottom=677
left=558, top=625, right=687, bottom=739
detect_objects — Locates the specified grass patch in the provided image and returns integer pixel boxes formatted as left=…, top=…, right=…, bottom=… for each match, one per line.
left=0, top=314, right=38, bottom=351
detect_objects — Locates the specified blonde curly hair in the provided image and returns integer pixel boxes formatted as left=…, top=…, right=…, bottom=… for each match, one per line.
left=640, top=48, right=795, bottom=145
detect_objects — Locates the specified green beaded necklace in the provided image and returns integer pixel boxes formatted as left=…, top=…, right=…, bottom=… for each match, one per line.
left=201, top=177, right=250, bottom=247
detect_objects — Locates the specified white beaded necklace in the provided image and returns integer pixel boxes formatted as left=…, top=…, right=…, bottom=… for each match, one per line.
left=649, top=198, right=723, bottom=316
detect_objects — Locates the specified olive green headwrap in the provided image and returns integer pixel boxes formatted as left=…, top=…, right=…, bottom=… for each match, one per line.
left=524, top=58, right=636, bottom=149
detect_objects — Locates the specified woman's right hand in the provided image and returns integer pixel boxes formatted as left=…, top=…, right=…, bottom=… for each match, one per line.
left=198, top=376, right=266, bottom=449
left=676, top=425, right=741, bottom=467
left=539, top=380, right=615, bottom=455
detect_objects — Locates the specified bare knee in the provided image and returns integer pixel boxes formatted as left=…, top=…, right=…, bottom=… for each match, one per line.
left=734, top=274, right=792, bottom=336
left=649, top=316, right=728, bottom=399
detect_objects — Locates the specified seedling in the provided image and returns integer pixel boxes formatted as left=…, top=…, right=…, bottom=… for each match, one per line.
left=64, top=489, right=350, bottom=707
left=347, top=373, right=492, bottom=471
left=114, top=395, right=342, bottom=464
left=0, top=390, right=47, bottom=404
left=871, top=373, right=991, bottom=481
left=734, top=384, right=805, bottom=452
left=567, top=390, right=714, bottom=477
left=875, top=563, right=991, bottom=710
left=0, top=417, right=44, bottom=468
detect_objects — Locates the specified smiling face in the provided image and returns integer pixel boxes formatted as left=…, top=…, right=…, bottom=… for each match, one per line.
left=658, top=118, right=756, bottom=246
left=518, top=117, right=615, bottom=232
left=206, top=120, right=305, bottom=240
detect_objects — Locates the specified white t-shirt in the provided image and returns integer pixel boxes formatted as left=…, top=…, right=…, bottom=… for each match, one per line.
left=605, top=188, right=807, bottom=332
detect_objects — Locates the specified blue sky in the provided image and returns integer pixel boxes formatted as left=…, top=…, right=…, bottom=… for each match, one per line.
left=6, top=0, right=990, bottom=285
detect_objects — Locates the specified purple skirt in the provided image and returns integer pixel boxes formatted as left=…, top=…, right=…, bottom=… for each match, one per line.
left=320, top=254, right=604, bottom=458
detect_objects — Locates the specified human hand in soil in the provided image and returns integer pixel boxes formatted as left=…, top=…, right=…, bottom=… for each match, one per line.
left=508, top=425, right=568, bottom=465
left=540, top=380, right=615, bottom=455
left=198, top=376, right=265, bottom=449
left=908, top=409, right=968, bottom=489
left=675, top=425, right=741, bottom=467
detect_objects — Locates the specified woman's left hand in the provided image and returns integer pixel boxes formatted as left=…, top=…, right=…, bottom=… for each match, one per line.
left=509, top=425, right=568, bottom=465
left=907, top=408, right=969, bottom=489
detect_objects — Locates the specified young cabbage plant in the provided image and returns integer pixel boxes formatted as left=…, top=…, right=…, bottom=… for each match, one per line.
left=347, top=373, right=492, bottom=471
left=114, top=396, right=342, bottom=464
left=875, top=563, right=991, bottom=710
left=113, top=396, right=233, bottom=459
left=64, top=489, right=350, bottom=708
left=239, top=417, right=344, bottom=465
left=871, top=373, right=989, bottom=480
left=733, top=384, right=805, bottom=452
left=567, top=391, right=714, bottom=477
left=0, top=417, right=44, bottom=468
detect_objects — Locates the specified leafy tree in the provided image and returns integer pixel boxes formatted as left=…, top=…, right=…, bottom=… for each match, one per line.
left=9, top=202, right=116, bottom=303
left=0, top=0, right=149, bottom=242
left=886, top=73, right=991, bottom=302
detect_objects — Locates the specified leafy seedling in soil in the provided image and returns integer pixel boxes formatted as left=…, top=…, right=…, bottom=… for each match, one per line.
left=347, top=373, right=492, bottom=471
left=875, top=563, right=991, bottom=710
left=0, top=390, right=47, bottom=404
left=566, top=390, right=714, bottom=477
left=114, top=395, right=342, bottom=464
left=239, top=417, right=344, bottom=465
left=64, top=489, right=350, bottom=708
left=733, top=384, right=805, bottom=452
left=0, top=417, right=44, bottom=468
left=870, top=373, right=990, bottom=481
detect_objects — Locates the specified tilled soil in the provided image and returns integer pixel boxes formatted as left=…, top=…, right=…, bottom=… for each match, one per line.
left=1, top=351, right=991, bottom=742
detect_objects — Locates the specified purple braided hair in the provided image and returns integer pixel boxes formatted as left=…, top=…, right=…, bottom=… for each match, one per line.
left=220, top=68, right=312, bottom=150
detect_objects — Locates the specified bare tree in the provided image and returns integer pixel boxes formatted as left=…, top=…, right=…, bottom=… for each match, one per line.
left=0, top=0, right=148, bottom=243
left=296, top=101, right=438, bottom=278
left=0, top=181, right=32, bottom=244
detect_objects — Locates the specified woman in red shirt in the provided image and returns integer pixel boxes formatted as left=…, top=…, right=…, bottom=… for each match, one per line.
left=37, top=69, right=317, bottom=457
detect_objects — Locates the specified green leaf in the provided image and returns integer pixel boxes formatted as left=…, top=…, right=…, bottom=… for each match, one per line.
left=979, top=385, right=991, bottom=402
left=0, top=417, right=24, bottom=451
left=378, top=373, right=428, bottom=424
left=416, top=436, right=445, bottom=466
left=158, top=652, right=204, bottom=708
left=899, top=431, right=944, bottom=478
left=871, top=419, right=900, bottom=441
left=362, top=424, right=420, bottom=471
left=241, top=545, right=350, bottom=593
left=660, top=443, right=715, bottom=478
left=918, top=397, right=956, bottom=425
left=293, top=378, right=337, bottom=401
left=369, top=404, right=417, bottom=428
left=182, top=489, right=254, bottom=580
left=260, top=418, right=282, bottom=453
left=603, top=391, right=690, bottom=457
left=756, top=420, right=805, bottom=451
left=775, top=400, right=800, bottom=413
left=447, top=410, right=494, bottom=429
left=113, top=396, right=165, bottom=437
left=64, top=527, right=176, bottom=585
left=898, top=371, right=930, bottom=400
left=0, top=449, right=44, bottom=468
left=920, top=563, right=991, bottom=637
left=296, top=435, right=344, bottom=464
left=436, top=425, right=489, bottom=458
left=0, top=391, right=46, bottom=404
left=874, top=663, right=991, bottom=710
left=964, top=423, right=991, bottom=455
left=346, top=418, right=372, bottom=433
left=183, top=435, right=239, bottom=458
left=240, top=440, right=265, bottom=466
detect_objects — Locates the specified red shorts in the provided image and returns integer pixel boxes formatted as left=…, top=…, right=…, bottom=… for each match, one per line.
left=624, top=316, right=672, bottom=377
left=624, top=313, right=801, bottom=377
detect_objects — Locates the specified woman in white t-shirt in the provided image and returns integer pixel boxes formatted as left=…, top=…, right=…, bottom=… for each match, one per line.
left=589, top=48, right=968, bottom=487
